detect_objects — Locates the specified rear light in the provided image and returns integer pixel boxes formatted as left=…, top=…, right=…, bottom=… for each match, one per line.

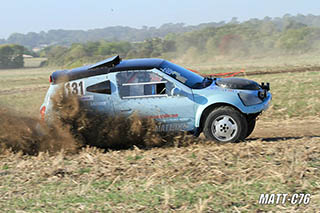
left=49, top=75, right=53, bottom=83
left=40, top=106, right=46, bottom=121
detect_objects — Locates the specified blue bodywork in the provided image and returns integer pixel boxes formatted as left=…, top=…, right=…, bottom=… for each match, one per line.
left=40, top=57, right=272, bottom=134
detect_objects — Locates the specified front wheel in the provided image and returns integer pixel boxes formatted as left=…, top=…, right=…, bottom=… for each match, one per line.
left=245, top=118, right=256, bottom=139
left=203, top=106, right=248, bottom=143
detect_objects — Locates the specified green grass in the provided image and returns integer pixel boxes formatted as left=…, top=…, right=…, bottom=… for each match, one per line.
left=0, top=67, right=53, bottom=116
left=0, top=90, right=49, bottom=116
left=186, top=53, right=320, bottom=74
left=250, top=71, right=320, bottom=119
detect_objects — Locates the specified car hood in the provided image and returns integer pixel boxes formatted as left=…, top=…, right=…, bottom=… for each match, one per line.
left=215, top=77, right=260, bottom=90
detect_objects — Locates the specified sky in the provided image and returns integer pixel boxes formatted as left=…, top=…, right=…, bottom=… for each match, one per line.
left=0, top=0, right=319, bottom=39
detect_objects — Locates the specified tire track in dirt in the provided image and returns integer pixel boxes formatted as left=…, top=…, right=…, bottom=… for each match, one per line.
left=249, top=117, right=320, bottom=140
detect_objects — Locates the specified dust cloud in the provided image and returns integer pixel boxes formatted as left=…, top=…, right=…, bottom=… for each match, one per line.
left=0, top=88, right=200, bottom=155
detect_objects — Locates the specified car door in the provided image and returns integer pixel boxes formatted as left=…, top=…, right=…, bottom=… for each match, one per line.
left=112, top=69, right=195, bottom=131
left=71, top=75, right=115, bottom=114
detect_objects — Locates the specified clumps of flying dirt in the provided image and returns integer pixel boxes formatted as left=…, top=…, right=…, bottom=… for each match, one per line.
left=0, top=87, right=202, bottom=155
left=51, top=87, right=203, bottom=150
left=0, top=107, right=78, bottom=155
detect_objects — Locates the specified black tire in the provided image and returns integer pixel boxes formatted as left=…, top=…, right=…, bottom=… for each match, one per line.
left=203, top=106, right=248, bottom=143
left=245, top=118, right=256, bottom=139
left=187, top=130, right=201, bottom=137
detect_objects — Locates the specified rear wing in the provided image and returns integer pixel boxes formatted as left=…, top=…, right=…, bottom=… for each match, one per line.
left=89, top=55, right=121, bottom=70
left=51, top=55, right=121, bottom=84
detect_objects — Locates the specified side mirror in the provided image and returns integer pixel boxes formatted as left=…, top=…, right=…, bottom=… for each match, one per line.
left=171, top=87, right=181, bottom=96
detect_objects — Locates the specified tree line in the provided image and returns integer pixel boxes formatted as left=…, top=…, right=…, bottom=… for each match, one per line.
left=2, top=13, right=320, bottom=49
left=41, top=17, right=320, bottom=67
left=1, top=23, right=223, bottom=49
left=2, top=14, right=320, bottom=68
left=39, top=38, right=176, bottom=67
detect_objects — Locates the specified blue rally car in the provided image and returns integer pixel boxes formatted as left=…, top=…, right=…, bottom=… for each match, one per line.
left=40, top=55, right=271, bottom=142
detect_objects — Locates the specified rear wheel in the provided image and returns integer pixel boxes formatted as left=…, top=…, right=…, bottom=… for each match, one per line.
left=203, top=106, right=247, bottom=143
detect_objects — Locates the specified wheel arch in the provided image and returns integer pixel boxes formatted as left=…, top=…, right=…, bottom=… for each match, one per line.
left=197, top=102, right=243, bottom=131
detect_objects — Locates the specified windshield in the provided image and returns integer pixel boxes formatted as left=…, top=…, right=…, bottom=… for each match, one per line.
left=159, top=61, right=205, bottom=88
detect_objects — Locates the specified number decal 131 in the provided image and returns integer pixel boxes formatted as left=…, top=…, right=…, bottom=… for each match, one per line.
left=65, top=81, right=84, bottom=96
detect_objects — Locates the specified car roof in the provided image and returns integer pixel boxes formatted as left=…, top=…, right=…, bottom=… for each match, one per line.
left=70, top=58, right=164, bottom=72
left=112, top=58, right=164, bottom=71
left=52, top=58, right=165, bottom=83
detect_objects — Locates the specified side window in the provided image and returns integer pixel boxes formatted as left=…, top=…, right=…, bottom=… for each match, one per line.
left=116, top=71, right=174, bottom=99
left=86, top=80, right=111, bottom=94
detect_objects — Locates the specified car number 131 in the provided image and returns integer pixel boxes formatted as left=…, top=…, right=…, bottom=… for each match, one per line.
left=65, top=81, right=85, bottom=96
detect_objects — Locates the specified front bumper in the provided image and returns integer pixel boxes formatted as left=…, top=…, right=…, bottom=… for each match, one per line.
left=244, top=93, right=272, bottom=114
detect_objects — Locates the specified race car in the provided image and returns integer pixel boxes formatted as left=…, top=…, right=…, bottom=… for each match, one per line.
left=40, top=55, right=271, bottom=142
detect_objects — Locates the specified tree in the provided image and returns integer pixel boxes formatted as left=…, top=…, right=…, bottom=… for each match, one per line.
left=0, top=44, right=25, bottom=69
left=277, top=28, right=312, bottom=52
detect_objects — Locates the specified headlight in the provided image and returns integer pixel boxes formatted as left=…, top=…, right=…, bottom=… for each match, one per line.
left=238, top=92, right=263, bottom=106
left=258, top=90, right=267, bottom=100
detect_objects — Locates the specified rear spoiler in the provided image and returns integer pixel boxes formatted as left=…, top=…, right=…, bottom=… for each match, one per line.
left=89, top=55, right=121, bottom=70
left=51, top=55, right=121, bottom=84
